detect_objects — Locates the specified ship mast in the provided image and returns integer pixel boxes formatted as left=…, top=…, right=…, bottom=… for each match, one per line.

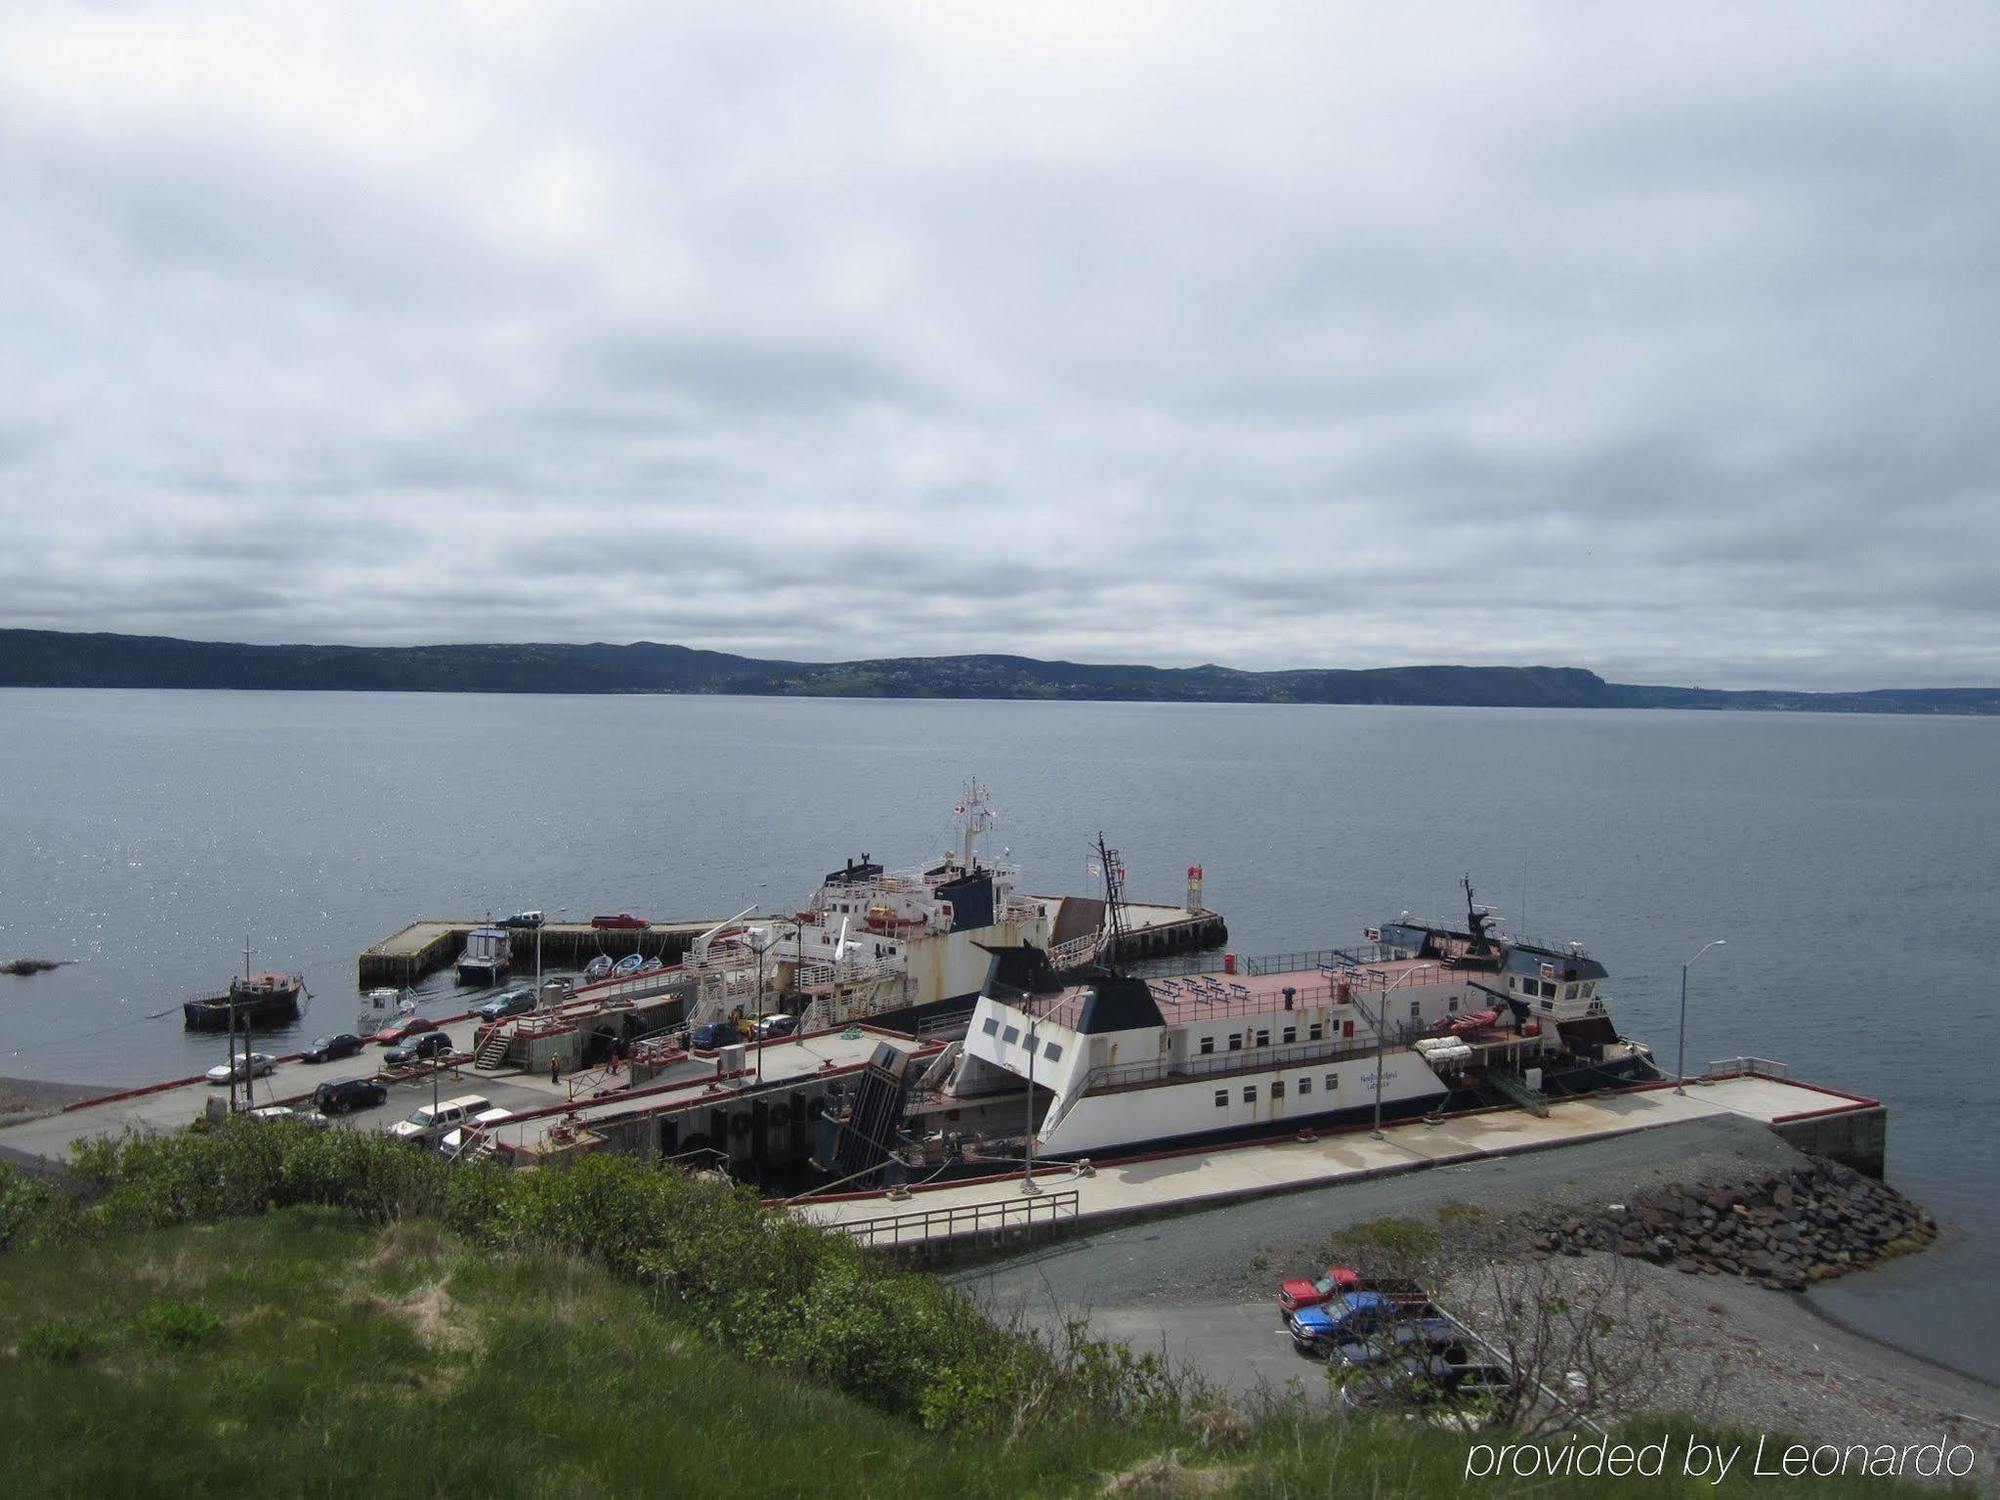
left=1096, top=832, right=1128, bottom=962
left=957, top=780, right=996, bottom=872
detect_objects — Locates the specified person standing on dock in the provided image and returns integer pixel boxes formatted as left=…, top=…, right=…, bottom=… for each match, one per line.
left=550, top=1054, right=561, bottom=1086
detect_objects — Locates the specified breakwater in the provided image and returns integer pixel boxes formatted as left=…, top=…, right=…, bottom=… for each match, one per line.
left=1532, top=1158, right=1938, bottom=1291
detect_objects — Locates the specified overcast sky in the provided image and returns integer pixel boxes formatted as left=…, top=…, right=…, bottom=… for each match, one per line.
left=2, top=3, right=1996, bottom=688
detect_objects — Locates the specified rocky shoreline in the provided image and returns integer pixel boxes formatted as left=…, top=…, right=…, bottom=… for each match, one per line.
left=1532, top=1157, right=1939, bottom=1291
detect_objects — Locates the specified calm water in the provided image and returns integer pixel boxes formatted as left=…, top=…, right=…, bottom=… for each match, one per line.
left=1, top=690, right=1996, bottom=1375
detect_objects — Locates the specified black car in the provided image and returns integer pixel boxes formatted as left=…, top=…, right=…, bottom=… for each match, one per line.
left=314, top=1078, right=388, bottom=1115
left=385, top=1031, right=455, bottom=1067
left=302, top=1033, right=364, bottom=1063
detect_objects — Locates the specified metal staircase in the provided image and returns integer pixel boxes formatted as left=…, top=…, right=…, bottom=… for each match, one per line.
left=474, top=1022, right=515, bottom=1070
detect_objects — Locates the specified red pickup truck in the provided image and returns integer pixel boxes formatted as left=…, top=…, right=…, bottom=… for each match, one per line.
left=1277, top=1266, right=1428, bottom=1314
left=590, top=913, right=648, bottom=931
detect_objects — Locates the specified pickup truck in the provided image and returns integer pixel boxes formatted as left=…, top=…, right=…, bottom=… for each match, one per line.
left=1285, top=1289, right=1449, bottom=1357
left=1277, top=1265, right=1427, bottom=1314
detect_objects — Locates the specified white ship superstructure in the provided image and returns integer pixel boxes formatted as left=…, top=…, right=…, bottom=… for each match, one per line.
left=933, top=884, right=1652, bottom=1162
left=684, top=783, right=1057, bottom=1035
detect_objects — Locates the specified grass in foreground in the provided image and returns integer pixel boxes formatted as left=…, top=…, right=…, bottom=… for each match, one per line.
left=0, top=1209, right=1971, bottom=1500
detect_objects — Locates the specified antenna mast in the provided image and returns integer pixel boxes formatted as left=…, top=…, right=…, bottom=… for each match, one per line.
left=1096, top=833, right=1128, bottom=961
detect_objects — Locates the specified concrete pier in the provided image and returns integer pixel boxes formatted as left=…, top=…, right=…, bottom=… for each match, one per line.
left=358, top=919, right=724, bottom=987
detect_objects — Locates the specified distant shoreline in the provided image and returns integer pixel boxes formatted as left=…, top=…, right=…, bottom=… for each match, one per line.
left=3, top=627, right=1996, bottom=715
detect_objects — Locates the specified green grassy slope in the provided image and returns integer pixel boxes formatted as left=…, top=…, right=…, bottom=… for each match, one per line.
left=0, top=1208, right=1966, bottom=1500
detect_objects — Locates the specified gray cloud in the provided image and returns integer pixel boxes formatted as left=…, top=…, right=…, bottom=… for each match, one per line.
left=0, top=1, right=1995, bottom=688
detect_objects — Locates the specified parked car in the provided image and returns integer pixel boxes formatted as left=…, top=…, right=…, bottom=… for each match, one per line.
left=690, top=1020, right=743, bottom=1050
left=246, top=1105, right=332, bottom=1130
left=1329, top=1321, right=1468, bottom=1371
left=205, top=1053, right=276, bottom=1085
left=1286, top=1290, right=1449, bottom=1357
left=755, top=1013, right=799, bottom=1039
left=373, top=1015, right=441, bottom=1046
left=1335, top=1356, right=1518, bottom=1415
left=499, top=910, right=545, bottom=929
left=475, top=989, right=536, bottom=1021
left=313, top=1078, right=389, bottom=1115
left=389, top=1094, right=494, bottom=1146
left=384, top=1031, right=456, bottom=1067
left=301, top=1032, right=364, bottom=1063
left=591, top=913, right=648, bottom=930
left=438, top=1106, right=514, bottom=1157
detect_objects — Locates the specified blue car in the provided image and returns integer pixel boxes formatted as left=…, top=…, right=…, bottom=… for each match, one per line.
left=690, top=1021, right=742, bottom=1050
left=1286, top=1290, right=1447, bottom=1356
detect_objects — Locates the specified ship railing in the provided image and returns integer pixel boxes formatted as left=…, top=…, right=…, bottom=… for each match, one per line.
left=795, top=957, right=900, bottom=991
left=831, top=1188, right=1080, bottom=1249
left=1048, top=933, right=1101, bottom=970
left=1081, top=1030, right=1412, bottom=1095
left=1241, top=946, right=1402, bottom=978
left=1703, top=1056, right=1792, bottom=1082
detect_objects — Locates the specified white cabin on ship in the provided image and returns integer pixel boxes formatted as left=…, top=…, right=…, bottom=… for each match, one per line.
left=935, top=917, right=1651, bottom=1161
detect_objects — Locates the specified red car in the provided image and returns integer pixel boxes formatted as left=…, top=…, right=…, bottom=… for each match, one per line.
left=1278, top=1265, right=1362, bottom=1313
left=590, top=913, right=648, bottom=931
left=373, top=1015, right=442, bottom=1046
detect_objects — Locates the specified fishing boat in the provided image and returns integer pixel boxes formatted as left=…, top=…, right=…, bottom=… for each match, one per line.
left=456, top=927, right=512, bottom=985
left=183, top=940, right=306, bottom=1031
left=612, top=952, right=646, bottom=977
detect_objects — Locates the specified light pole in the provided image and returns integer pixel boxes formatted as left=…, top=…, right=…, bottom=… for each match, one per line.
left=1367, top=964, right=1433, bottom=1140
left=1021, top=1003, right=1041, bottom=1196
left=1675, top=940, right=1726, bottom=1094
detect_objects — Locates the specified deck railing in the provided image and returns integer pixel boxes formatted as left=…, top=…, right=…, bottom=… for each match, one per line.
left=833, top=1188, right=1080, bottom=1248
left=1704, top=1056, right=1792, bottom=1081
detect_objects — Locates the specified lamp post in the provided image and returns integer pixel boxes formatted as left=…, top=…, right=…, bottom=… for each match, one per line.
left=1021, top=1001, right=1041, bottom=1197
left=1675, top=940, right=1726, bottom=1094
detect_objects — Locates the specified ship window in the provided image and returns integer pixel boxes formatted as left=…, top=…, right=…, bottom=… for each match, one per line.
left=1271, top=1080, right=1285, bottom=1100
left=1409, top=1000, right=1420, bottom=1020
left=1243, top=1085, right=1257, bottom=1103
left=1298, top=1076, right=1312, bottom=1095
left=1002, top=1026, right=1020, bottom=1045
left=1540, top=999, right=1554, bottom=1012
left=1447, top=997, right=1458, bottom=1013
left=1199, top=1035, right=1214, bottom=1055
left=1214, top=1090, right=1228, bottom=1108
left=1325, top=1073, right=1338, bottom=1091
left=1043, top=1041, right=1062, bottom=1062
left=982, top=1018, right=999, bottom=1036
left=1281, top=1026, right=1296, bottom=1044
left=1308, top=1022, right=1323, bottom=1041
left=1228, top=1033, right=1242, bottom=1052
left=1255, top=1029, right=1270, bottom=1048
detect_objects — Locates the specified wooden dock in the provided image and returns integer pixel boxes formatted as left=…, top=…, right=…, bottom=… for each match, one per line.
left=358, top=919, right=724, bottom=987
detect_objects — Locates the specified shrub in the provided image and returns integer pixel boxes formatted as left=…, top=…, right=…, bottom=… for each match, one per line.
left=137, top=1299, right=223, bottom=1352
left=18, top=1316, right=105, bottom=1364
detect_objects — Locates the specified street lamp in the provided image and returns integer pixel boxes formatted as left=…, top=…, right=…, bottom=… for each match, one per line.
left=1021, top=1002, right=1041, bottom=1196
left=1675, top=940, right=1726, bottom=1094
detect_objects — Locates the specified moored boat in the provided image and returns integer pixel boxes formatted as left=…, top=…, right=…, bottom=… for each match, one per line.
left=456, top=927, right=512, bottom=985
left=183, top=942, right=306, bottom=1031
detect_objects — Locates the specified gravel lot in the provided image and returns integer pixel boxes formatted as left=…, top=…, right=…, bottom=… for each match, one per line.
left=956, top=1113, right=2000, bottom=1485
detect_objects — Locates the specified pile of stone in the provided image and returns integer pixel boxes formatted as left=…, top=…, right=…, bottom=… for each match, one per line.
left=1530, top=1158, right=1936, bottom=1291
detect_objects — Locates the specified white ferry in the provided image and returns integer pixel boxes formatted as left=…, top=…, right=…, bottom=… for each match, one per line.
left=918, top=879, right=1653, bottom=1163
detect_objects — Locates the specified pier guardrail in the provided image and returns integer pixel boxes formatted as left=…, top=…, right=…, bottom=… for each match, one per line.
left=1703, top=1056, right=1792, bottom=1082
left=833, top=1188, right=1080, bottom=1249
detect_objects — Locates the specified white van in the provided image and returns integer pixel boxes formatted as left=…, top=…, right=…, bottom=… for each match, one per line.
left=438, top=1106, right=513, bottom=1157
left=389, top=1094, right=493, bottom=1145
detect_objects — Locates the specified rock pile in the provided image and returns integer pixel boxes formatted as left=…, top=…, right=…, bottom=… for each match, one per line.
left=1530, top=1158, right=1936, bottom=1291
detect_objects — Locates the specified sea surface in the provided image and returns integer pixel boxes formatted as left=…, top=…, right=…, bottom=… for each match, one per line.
left=1, top=689, right=1995, bottom=1378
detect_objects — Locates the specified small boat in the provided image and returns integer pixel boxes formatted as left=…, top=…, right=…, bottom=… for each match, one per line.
left=612, top=953, right=646, bottom=977
left=184, top=940, right=305, bottom=1031
left=639, top=956, right=665, bottom=974
left=583, top=955, right=615, bottom=980
left=457, top=927, right=512, bottom=985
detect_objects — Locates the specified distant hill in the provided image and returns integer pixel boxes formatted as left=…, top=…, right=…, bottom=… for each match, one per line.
left=1, top=628, right=1995, bottom=714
